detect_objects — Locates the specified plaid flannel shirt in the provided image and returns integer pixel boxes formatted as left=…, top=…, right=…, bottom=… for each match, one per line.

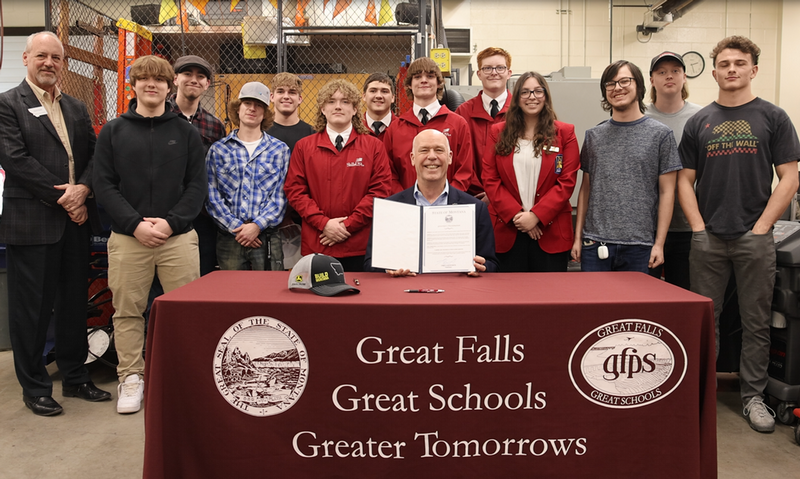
left=206, top=131, right=290, bottom=233
left=167, top=94, right=226, bottom=151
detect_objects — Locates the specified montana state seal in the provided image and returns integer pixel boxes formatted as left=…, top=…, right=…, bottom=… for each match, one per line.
left=213, top=316, right=309, bottom=417
left=568, top=319, right=686, bottom=409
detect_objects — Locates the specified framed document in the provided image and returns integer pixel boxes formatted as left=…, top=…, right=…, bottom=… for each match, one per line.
left=371, top=198, right=475, bottom=273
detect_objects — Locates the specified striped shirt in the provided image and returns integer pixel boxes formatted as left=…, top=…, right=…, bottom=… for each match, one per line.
left=206, top=131, right=290, bottom=233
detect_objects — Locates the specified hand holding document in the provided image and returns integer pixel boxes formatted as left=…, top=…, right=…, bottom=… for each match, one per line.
left=371, top=198, right=476, bottom=273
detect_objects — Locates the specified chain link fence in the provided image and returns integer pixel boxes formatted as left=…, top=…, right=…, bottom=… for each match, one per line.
left=48, top=0, right=420, bottom=131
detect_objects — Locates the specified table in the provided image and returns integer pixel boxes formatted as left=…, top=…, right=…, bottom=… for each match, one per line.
left=143, top=271, right=716, bottom=478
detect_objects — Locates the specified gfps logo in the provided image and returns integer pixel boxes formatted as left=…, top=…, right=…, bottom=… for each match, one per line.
left=568, top=319, right=686, bottom=409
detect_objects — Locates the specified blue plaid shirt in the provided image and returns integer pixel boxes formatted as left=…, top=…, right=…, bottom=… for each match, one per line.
left=206, top=131, right=290, bottom=233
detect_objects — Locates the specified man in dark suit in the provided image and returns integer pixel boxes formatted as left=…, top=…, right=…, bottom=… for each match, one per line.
left=0, top=31, right=110, bottom=416
left=364, top=129, right=499, bottom=275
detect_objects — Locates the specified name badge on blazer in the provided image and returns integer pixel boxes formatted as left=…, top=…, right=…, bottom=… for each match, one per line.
left=555, top=154, right=563, bottom=175
left=28, top=106, right=47, bottom=117
left=546, top=145, right=559, bottom=153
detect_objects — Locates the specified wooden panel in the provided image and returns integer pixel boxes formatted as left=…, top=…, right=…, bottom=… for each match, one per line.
left=213, top=72, right=370, bottom=131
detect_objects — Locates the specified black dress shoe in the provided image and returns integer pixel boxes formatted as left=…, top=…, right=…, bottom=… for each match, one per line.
left=23, top=395, right=64, bottom=416
left=62, top=381, right=112, bottom=402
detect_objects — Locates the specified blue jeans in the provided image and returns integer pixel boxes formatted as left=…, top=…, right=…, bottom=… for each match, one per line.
left=580, top=241, right=651, bottom=273
left=216, top=227, right=284, bottom=271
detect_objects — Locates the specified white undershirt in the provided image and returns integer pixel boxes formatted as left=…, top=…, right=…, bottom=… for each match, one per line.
left=481, top=90, right=508, bottom=116
left=326, top=125, right=353, bottom=148
left=240, top=138, right=261, bottom=158
left=513, top=139, right=541, bottom=212
left=413, top=100, right=441, bottom=122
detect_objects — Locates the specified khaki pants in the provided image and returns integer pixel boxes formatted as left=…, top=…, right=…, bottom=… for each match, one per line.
left=108, top=231, right=200, bottom=381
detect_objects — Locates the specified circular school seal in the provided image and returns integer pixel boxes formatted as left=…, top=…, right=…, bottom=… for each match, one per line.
left=568, top=319, right=686, bottom=409
left=213, top=316, right=309, bottom=417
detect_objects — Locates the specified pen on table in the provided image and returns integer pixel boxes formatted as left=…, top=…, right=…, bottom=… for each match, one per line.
left=404, top=289, right=445, bottom=293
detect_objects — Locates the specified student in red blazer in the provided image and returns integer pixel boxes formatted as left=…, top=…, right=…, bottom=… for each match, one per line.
left=361, top=72, right=396, bottom=140
left=482, top=71, right=580, bottom=272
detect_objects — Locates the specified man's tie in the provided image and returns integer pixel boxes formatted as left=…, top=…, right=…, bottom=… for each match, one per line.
left=372, top=121, right=382, bottom=136
left=420, top=108, right=429, bottom=125
left=335, top=135, right=344, bottom=152
left=490, top=99, right=499, bottom=118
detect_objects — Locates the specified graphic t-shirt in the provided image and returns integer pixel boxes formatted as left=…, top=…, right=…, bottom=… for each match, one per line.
left=679, top=98, right=800, bottom=240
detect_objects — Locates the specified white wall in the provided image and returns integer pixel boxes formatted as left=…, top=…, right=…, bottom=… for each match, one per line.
left=444, top=0, right=793, bottom=119
left=0, top=37, right=29, bottom=94
left=778, top=0, right=800, bottom=124
left=2, top=0, right=46, bottom=26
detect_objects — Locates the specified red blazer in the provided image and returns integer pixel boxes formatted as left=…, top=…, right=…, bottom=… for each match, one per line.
left=482, top=120, right=580, bottom=254
left=362, top=112, right=392, bottom=141
left=455, top=91, right=509, bottom=195
left=382, top=105, right=473, bottom=194
left=285, top=131, right=392, bottom=258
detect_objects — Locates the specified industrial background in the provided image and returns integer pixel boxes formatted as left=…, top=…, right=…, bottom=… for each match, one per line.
left=1, top=0, right=797, bottom=133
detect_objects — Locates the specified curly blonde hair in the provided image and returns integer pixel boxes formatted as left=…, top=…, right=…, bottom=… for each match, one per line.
left=313, top=79, right=369, bottom=134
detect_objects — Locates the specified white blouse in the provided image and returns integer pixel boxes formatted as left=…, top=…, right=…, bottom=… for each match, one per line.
left=513, top=139, right=541, bottom=212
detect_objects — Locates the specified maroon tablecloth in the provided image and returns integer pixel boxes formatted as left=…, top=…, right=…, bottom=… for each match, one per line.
left=143, top=271, right=716, bottom=478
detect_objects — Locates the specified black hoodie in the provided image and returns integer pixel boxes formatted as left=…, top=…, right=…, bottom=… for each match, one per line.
left=93, top=98, right=207, bottom=236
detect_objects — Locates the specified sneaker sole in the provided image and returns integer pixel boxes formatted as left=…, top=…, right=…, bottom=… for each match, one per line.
left=748, top=422, right=775, bottom=433
left=117, top=405, right=142, bottom=414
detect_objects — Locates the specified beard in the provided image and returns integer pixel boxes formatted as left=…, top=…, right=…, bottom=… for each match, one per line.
left=35, top=70, right=58, bottom=88
left=610, top=96, right=638, bottom=114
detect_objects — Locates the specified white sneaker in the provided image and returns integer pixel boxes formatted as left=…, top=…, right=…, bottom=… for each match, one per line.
left=743, top=396, right=775, bottom=433
left=117, top=374, right=144, bottom=414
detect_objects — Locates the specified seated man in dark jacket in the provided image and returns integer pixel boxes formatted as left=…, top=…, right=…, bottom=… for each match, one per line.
left=364, top=129, right=499, bottom=276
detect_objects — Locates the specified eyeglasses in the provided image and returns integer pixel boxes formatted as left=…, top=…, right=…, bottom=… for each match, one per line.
left=604, top=77, right=635, bottom=90
left=520, top=89, right=546, bottom=99
left=480, top=65, right=508, bottom=74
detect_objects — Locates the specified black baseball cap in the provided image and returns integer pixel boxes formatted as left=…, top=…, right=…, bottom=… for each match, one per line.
left=288, top=254, right=360, bottom=297
left=649, top=51, right=685, bottom=75
left=173, top=55, right=213, bottom=78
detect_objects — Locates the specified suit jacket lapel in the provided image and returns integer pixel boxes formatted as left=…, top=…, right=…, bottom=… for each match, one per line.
left=538, top=150, right=556, bottom=191
left=398, top=188, right=415, bottom=204
left=497, top=152, right=522, bottom=200
left=538, top=129, right=566, bottom=191
left=19, top=80, right=64, bottom=146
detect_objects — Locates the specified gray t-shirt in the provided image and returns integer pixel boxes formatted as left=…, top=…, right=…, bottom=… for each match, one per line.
left=680, top=98, right=800, bottom=240
left=580, top=116, right=683, bottom=246
left=646, top=102, right=703, bottom=232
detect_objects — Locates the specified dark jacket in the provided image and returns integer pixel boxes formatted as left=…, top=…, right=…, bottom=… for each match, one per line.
left=93, top=98, right=207, bottom=236
left=0, top=80, right=100, bottom=244
left=364, top=185, right=499, bottom=272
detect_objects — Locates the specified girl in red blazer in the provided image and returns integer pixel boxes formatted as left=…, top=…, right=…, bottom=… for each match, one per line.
left=482, top=71, right=580, bottom=272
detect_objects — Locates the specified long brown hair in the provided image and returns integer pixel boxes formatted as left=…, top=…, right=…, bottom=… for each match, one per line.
left=495, top=71, right=557, bottom=157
